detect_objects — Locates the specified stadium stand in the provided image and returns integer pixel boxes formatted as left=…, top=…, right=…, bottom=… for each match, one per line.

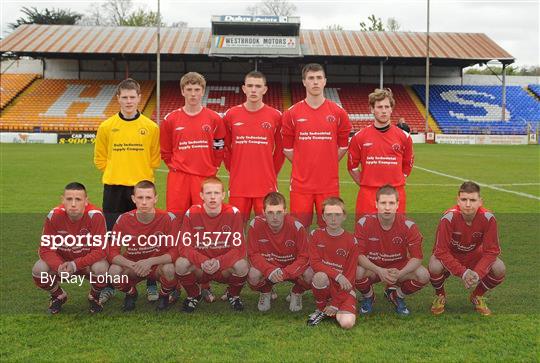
left=291, top=83, right=425, bottom=133
left=528, top=84, right=540, bottom=99
left=152, top=81, right=284, bottom=120
left=0, top=74, right=40, bottom=109
left=413, top=85, right=540, bottom=134
left=0, top=79, right=155, bottom=132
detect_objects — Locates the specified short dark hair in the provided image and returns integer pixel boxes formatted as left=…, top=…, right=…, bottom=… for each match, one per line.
left=116, top=78, right=141, bottom=96
left=263, top=192, right=286, bottom=210
left=133, top=180, right=156, bottom=194
left=459, top=181, right=480, bottom=195
left=64, top=182, right=86, bottom=194
left=322, top=196, right=345, bottom=214
left=376, top=184, right=399, bottom=202
left=301, top=63, right=325, bottom=79
left=245, top=71, right=266, bottom=85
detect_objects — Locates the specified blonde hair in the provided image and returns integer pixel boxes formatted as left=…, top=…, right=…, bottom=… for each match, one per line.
left=180, top=72, right=206, bottom=90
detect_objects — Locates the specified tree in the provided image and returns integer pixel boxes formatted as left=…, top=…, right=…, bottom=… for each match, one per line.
left=386, top=17, right=401, bottom=32
left=360, top=14, right=385, bottom=31
left=120, top=9, right=164, bottom=27
left=79, top=0, right=178, bottom=27
left=326, top=24, right=344, bottom=31
left=9, top=6, right=82, bottom=29
left=247, top=0, right=297, bottom=16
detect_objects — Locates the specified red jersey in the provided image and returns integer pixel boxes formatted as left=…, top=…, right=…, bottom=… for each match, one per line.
left=348, top=125, right=413, bottom=187
left=160, top=107, right=225, bottom=176
left=39, top=204, right=106, bottom=271
left=433, top=206, right=501, bottom=279
left=281, top=99, right=351, bottom=194
left=247, top=214, right=309, bottom=279
left=355, top=214, right=423, bottom=267
left=223, top=104, right=285, bottom=197
left=308, top=228, right=359, bottom=284
left=179, top=204, right=246, bottom=270
left=109, top=209, right=179, bottom=262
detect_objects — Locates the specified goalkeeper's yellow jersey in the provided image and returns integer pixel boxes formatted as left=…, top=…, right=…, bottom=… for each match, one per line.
left=94, top=112, right=160, bottom=186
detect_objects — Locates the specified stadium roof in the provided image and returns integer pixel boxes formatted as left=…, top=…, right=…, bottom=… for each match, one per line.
left=0, top=24, right=514, bottom=65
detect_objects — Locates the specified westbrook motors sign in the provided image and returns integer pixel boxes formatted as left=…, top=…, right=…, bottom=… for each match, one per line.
left=215, top=36, right=296, bottom=48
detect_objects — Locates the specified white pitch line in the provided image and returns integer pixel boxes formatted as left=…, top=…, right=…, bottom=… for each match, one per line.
left=157, top=169, right=540, bottom=189
left=414, top=165, right=540, bottom=201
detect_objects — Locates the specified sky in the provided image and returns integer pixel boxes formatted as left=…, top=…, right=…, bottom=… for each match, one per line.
left=1, top=0, right=538, bottom=66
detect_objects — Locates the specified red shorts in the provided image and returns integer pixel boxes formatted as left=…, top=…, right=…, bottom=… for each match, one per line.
left=199, top=269, right=230, bottom=284
left=448, top=250, right=484, bottom=275
left=330, top=284, right=357, bottom=314
left=356, top=185, right=406, bottom=220
left=366, top=259, right=409, bottom=285
left=229, top=196, right=264, bottom=223
left=166, top=171, right=207, bottom=215
left=290, top=191, right=339, bottom=228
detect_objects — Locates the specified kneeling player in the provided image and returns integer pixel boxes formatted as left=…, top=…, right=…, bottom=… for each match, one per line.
left=108, top=181, right=179, bottom=311
left=307, top=197, right=359, bottom=329
left=175, top=177, right=248, bottom=312
left=32, top=182, right=109, bottom=314
left=355, top=185, right=429, bottom=316
left=247, top=192, right=313, bottom=312
left=429, top=181, right=505, bottom=316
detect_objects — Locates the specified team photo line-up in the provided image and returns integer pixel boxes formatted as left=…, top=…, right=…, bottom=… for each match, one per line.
left=32, top=63, right=505, bottom=329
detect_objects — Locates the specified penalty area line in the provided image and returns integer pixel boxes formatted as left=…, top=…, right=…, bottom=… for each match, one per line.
left=414, top=165, right=540, bottom=201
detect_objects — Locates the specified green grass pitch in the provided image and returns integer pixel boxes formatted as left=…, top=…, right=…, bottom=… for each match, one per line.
left=1, top=143, right=539, bottom=361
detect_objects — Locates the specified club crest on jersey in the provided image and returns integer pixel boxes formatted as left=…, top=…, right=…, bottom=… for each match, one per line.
left=261, top=121, right=272, bottom=129
left=392, top=236, right=403, bottom=244
left=326, top=115, right=336, bottom=123
left=80, top=228, right=90, bottom=235
left=392, top=143, right=401, bottom=152
left=222, top=225, right=232, bottom=233
left=202, top=124, right=212, bottom=132
left=139, top=128, right=148, bottom=136
left=285, top=240, right=295, bottom=247
left=336, top=248, right=348, bottom=257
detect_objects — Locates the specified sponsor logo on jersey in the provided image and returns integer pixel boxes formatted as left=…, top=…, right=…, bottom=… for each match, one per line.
left=392, top=236, right=403, bottom=244
left=233, top=122, right=244, bottom=126
left=296, top=118, right=308, bottom=123
left=326, top=115, right=336, bottom=123
left=316, top=244, right=325, bottom=248
left=111, top=128, right=120, bottom=132
left=57, top=230, right=68, bottom=234
left=368, top=237, right=379, bottom=241
left=193, top=226, right=204, bottom=230
left=285, top=240, right=295, bottom=247
left=363, top=143, right=373, bottom=147
left=392, top=143, right=401, bottom=152
left=202, top=124, right=212, bottom=132
left=261, top=121, right=272, bottom=129
left=336, top=248, right=348, bottom=257
left=222, top=225, right=232, bottom=232
left=175, top=127, right=185, bottom=131
left=139, top=128, right=148, bottom=136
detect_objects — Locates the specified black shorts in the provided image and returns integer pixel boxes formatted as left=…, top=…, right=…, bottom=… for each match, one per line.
left=102, top=184, right=135, bottom=230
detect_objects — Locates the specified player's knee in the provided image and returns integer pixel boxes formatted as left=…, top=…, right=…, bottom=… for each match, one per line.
left=32, top=259, right=50, bottom=276
left=312, top=272, right=329, bottom=287
left=337, top=314, right=356, bottom=330
left=161, top=263, right=176, bottom=280
left=233, top=259, right=249, bottom=276
left=428, top=255, right=444, bottom=274
left=302, top=267, right=314, bottom=285
left=175, top=257, right=191, bottom=275
left=90, top=260, right=109, bottom=275
left=416, top=265, right=430, bottom=284
left=248, top=267, right=263, bottom=285
left=491, top=258, right=506, bottom=277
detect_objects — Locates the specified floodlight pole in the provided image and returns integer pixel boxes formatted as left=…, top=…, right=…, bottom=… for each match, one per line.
left=501, top=63, right=506, bottom=121
left=424, top=0, right=431, bottom=136
left=156, top=0, right=161, bottom=125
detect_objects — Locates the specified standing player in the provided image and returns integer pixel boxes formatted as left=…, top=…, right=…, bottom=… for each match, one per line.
left=355, top=185, right=429, bottom=316
left=174, top=177, right=249, bottom=312
left=429, top=181, right=506, bottom=316
left=160, top=72, right=225, bottom=216
left=247, top=192, right=313, bottom=312
left=32, top=182, right=109, bottom=314
left=223, top=71, right=284, bottom=222
left=282, top=63, right=352, bottom=228
left=307, top=197, right=359, bottom=329
left=348, top=88, right=414, bottom=219
left=108, top=181, right=179, bottom=311
left=94, top=78, right=160, bottom=302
